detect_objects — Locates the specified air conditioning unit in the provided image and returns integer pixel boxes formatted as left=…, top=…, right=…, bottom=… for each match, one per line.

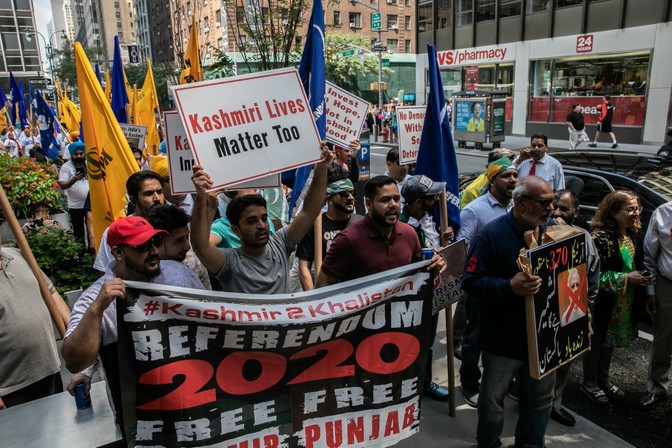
left=391, top=24, right=398, bottom=29
left=349, top=22, right=357, bottom=28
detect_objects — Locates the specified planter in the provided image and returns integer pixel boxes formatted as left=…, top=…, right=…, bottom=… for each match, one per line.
left=0, top=212, right=71, bottom=243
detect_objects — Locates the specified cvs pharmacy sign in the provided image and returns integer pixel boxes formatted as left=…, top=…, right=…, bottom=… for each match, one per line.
left=437, top=44, right=515, bottom=67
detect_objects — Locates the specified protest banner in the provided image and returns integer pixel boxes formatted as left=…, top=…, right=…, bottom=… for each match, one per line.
left=432, top=239, right=467, bottom=314
left=118, top=263, right=433, bottom=447
left=164, top=111, right=280, bottom=195
left=526, top=233, right=591, bottom=379
left=172, top=67, right=321, bottom=189
left=396, top=106, right=426, bottom=164
left=119, top=123, right=147, bottom=150
left=324, top=81, right=369, bottom=148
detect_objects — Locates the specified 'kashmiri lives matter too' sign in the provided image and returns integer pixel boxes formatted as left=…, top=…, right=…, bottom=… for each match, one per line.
left=164, top=111, right=279, bottom=195
left=325, top=81, right=369, bottom=149
left=171, top=67, right=321, bottom=189
left=397, top=106, right=426, bottom=164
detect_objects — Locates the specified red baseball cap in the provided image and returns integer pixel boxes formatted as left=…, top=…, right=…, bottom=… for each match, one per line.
left=107, top=216, right=167, bottom=248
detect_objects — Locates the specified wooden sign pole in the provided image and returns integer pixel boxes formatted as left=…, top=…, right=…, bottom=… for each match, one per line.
left=439, top=187, right=456, bottom=417
left=313, top=214, right=323, bottom=278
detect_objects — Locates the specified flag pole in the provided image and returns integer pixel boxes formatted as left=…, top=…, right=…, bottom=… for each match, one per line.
left=313, top=214, right=323, bottom=278
left=439, top=186, right=456, bottom=416
left=0, top=184, right=70, bottom=337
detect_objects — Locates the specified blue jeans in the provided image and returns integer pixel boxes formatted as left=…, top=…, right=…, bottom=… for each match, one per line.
left=477, top=352, right=555, bottom=448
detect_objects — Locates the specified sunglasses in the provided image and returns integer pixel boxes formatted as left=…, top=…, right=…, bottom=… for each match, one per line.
left=125, top=235, right=163, bottom=252
left=335, top=190, right=355, bottom=198
left=522, top=194, right=554, bottom=208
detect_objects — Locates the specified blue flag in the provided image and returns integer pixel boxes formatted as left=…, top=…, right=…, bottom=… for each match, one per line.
left=111, top=36, right=129, bottom=124
left=34, top=89, right=61, bottom=160
left=95, top=63, right=103, bottom=87
left=415, top=44, right=461, bottom=230
left=0, top=85, right=8, bottom=108
left=288, top=0, right=326, bottom=220
left=10, top=73, right=29, bottom=128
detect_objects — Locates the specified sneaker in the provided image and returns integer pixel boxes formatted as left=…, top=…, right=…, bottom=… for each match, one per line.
left=611, top=143, right=619, bottom=149
left=423, top=382, right=450, bottom=401
left=638, top=391, right=667, bottom=410
left=462, top=386, right=479, bottom=408
left=588, top=143, right=597, bottom=148
left=550, top=407, right=576, bottom=426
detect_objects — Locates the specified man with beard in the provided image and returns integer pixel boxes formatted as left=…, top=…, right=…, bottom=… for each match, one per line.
left=58, top=141, right=90, bottom=242
left=297, top=178, right=363, bottom=291
left=315, top=175, right=444, bottom=284
left=62, top=216, right=204, bottom=427
left=514, top=134, right=565, bottom=192
left=147, top=204, right=212, bottom=289
left=455, top=157, right=518, bottom=407
left=93, top=171, right=165, bottom=272
left=462, top=176, right=556, bottom=448
left=190, top=145, right=334, bottom=294
left=550, top=189, right=600, bottom=426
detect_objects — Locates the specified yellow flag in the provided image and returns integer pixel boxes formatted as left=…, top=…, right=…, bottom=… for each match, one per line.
left=137, top=60, right=160, bottom=155
left=0, top=107, right=7, bottom=129
left=128, top=84, right=138, bottom=124
left=180, top=16, right=204, bottom=84
left=104, top=69, right=112, bottom=104
left=60, top=96, right=81, bottom=134
left=74, top=42, right=139, bottom=253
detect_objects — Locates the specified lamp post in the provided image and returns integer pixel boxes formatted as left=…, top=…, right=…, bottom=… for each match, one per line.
left=349, top=0, right=385, bottom=111
left=25, top=29, right=67, bottom=108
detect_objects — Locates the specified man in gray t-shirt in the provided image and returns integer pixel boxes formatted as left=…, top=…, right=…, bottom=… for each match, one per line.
left=191, top=144, right=333, bottom=294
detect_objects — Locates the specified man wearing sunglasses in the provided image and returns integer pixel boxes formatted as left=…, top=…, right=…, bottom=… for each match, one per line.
left=513, top=134, right=565, bottom=192
left=462, top=176, right=557, bottom=448
left=62, top=216, right=205, bottom=426
left=296, top=178, right=363, bottom=291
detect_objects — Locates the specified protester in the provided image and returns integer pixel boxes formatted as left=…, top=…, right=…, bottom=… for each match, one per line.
left=385, top=148, right=412, bottom=207
left=638, top=201, right=672, bottom=410
left=190, top=144, right=333, bottom=294
left=18, top=125, right=37, bottom=154
left=62, top=216, right=204, bottom=425
left=462, top=176, right=556, bottom=448
left=2, top=125, right=21, bottom=157
left=58, top=141, right=90, bottom=243
left=0, top=236, right=70, bottom=409
left=21, top=202, right=64, bottom=235
left=149, top=155, right=193, bottom=215
left=147, top=204, right=211, bottom=289
left=550, top=189, right=600, bottom=426
left=297, top=178, right=362, bottom=291
left=332, top=139, right=361, bottom=186
left=130, top=143, right=145, bottom=170
left=455, top=157, right=518, bottom=407
left=514, top=133, right=565, bottom=191
left=460, top=148, right=515, bottom=209
left=582, top=190, right=652, bottom=404
left=93, top=171, right=164, bottom=271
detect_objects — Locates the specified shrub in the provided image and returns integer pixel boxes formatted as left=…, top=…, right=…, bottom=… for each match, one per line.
left=24, top=226, right=99, bottom=295
left=0, top=154, right=65, bottom=221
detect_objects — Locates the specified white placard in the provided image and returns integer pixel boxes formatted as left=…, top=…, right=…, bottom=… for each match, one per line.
left=164, top=111, right=280, bottom=195
left=324, top=81, right=369, bottom=148
left=172, top=67, right=321, bottom=189
left=120, top=124, right=147, bottom=150
left=397, top=106, right=426, bottom=164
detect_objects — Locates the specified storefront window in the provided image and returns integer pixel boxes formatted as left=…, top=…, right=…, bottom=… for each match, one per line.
left=528, top=52, right=650, bottom=126
left=418, top=0, right=433, bottom=32
left=452, top=64, right=515, bottom=121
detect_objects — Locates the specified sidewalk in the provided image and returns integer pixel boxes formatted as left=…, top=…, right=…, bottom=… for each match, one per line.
left=394, top=309, right=635, bottom=448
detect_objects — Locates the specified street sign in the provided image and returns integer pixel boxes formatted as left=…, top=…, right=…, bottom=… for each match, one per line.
left=372, top=45, right=387, bottom=53
left=371, top=12, right=381, bottom=30
left=342, top=49, right=355, bottom=57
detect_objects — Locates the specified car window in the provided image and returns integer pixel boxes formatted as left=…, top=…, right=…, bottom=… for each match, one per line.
left=566, top=172, right=612, bottom=209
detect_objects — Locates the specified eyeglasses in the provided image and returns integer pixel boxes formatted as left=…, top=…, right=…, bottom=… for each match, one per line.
left=522, top=194, right=554, bottom=208
left=336, top=190, right=355, bottom=198
left=620, top=205, right=643, bottom=215
left=125, top=235, right=163, bottom=252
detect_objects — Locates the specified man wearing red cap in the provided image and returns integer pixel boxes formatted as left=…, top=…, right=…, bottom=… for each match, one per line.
left=62, top=216, right=204, bottom=422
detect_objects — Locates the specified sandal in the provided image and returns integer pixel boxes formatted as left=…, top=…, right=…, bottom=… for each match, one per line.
left=581, top=384, right=609, bottom=405
left=601, top=383, right=625, bottom=400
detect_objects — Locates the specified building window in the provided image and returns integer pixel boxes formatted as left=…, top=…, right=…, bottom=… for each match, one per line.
left=218, top=37, right=224, bottom=49
left=236, top=7, right=244, bottom=21
left=456, top=0, right=473, bottom=26
left=333, top=11, right=341, bottom=26
left=405, top=0, right=411, bottom=5
left=404, top=39, right=411, bottom=53
left=117, top=21, right=122, bottom=29
left=387, top=0, right=398, bottom=4
left=476, top=0, right=495, bottom=22
left=348, top=12, right=361, bottom=28
left=404, top=15, right=411, bottom=31
left=215, top=9, right=221, bottom=26
left=387, top=14, right=398, bottom=29
left=295, top=35, right=302, bottom=46
left=387, top=39, right=398, bottom=52
left=204, top=16, right=209, bottom=32
left=526, top=0, right=551, bottom=13
left=418, top=0, right=432, bottom=32
left=437, top=0, right=451, bottom=29
left=239, top=35, right=247, bottom=47
left=116, top=11, right=121, bottom=18
left=500, top=0, right=521, bottom=17
left=114, top=1, right=119, bottom=7
left=558, top=0, right=584, bottom=6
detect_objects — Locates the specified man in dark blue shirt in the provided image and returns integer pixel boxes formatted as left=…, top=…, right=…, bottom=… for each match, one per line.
left=462, top=176, right=556, bottom=448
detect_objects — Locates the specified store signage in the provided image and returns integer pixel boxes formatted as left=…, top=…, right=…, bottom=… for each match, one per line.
left=437, top=44, right=514, bottom=67
left=576, top=35, right=594, bottom=53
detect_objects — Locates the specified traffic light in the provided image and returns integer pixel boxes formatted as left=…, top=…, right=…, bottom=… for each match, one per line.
left=326, top=46, right=333, bottom=60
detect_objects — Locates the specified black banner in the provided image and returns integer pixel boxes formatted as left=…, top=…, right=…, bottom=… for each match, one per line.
left=117, top=264, right=433, bottom=447
left=526, top=234, right=591, bottom=379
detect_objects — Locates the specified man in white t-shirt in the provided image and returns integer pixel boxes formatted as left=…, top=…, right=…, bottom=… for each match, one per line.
left=58, top=141, right=90, bottom=242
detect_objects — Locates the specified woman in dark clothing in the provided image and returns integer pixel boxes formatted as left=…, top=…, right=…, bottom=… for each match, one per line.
left=332, top=139, right=361, bottom=186
left=582, top=190, right=653, bottom=404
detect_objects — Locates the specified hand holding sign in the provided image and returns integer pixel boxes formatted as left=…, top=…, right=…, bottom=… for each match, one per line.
left=511, top=272, right=541, bottom=297
left=191, top=165, right=214, bottom=195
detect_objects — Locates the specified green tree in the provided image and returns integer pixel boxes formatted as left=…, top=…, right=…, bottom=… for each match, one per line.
left=52, top=46, right=106, bottom=92
left=325, top=33, right=393, bottom=97
left=203, top=46, right=236, bottom=79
